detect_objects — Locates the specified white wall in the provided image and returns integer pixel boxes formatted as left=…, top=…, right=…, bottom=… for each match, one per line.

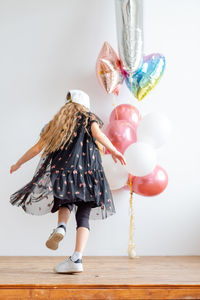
left=1, top=0, right=200, bottom=256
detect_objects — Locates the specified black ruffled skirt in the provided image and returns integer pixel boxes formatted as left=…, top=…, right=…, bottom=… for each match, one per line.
left=10, top=153, right=116, bottom=220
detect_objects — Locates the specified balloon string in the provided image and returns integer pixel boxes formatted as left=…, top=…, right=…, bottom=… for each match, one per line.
left=111, top=93, right=118, bottom=120
left=128, top=174, right=137, bottom=257
left=129, top=174, right=133, bottom=245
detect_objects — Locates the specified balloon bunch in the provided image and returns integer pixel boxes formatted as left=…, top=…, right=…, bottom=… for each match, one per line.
left=96, top=0, right=169, bottom=258
left=101, top=106, right=171, bottom=258
left=102, top=105, right=171, bottom=196
left=96, top=1, right=166, bottom=101
left=101, top=105, right=171, bottom=259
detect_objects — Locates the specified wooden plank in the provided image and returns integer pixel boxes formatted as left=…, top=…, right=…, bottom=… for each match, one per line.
left=1, top=287, right=200, bottom=300
left=0, top=256, right=200, bottom=285
left=0, top=256, right=200, bottom=299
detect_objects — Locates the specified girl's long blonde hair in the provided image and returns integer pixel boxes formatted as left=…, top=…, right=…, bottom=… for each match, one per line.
left=39, top=102, right=104, bottom=158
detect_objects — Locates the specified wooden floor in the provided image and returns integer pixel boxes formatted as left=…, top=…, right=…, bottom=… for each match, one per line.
left=0, top=256, right=200, bottom=299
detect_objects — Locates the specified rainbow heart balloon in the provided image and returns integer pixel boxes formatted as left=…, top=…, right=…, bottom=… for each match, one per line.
left=124, top=53, right=166, bottom=101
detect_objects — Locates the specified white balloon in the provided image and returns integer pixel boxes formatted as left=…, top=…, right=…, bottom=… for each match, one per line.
left=137, top=112, right=172, bottom=149
left=124, top=142, right=157, bottom=176
left=102, top=154, right=129, bottom=190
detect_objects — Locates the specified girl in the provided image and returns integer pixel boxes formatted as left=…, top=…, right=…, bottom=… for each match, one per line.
left=10, top=89, right=126, bottom=274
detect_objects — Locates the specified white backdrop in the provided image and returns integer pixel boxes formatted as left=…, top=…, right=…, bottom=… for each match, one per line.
left=1, top=0, right=200, bottom=256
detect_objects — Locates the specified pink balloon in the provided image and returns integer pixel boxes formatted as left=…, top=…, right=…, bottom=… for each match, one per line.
left=104, top=120, right=137, bottom=154
left=96, top=42, right=123, bottom=96
left=123, top=166, right=168, bottom=196
left=110, top=104, right=141, bottom=131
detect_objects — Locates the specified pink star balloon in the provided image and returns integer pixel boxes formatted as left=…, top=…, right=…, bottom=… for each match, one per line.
left=96, top=42, right=124, bottom=96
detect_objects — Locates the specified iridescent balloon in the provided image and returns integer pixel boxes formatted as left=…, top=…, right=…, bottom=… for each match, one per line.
left=124, top=53, right=166, bottom=101
left=115, top=0, right=144, bottom=76
left=96, top=41, right=123, bottom=95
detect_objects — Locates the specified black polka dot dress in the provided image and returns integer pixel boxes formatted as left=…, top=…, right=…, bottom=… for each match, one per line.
left=10, top=111, right=116, bottom=220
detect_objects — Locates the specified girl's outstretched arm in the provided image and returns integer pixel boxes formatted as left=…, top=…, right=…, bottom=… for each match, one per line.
left=91, top=122, right=127, bottom=165
left=10, top=138, right=45, bottom=174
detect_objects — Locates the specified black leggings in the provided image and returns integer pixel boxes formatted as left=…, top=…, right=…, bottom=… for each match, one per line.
left=60, top=201, right=93, bottom=231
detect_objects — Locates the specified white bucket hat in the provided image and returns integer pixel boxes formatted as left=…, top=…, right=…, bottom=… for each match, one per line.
left=65, top=89, right=90, bottom=110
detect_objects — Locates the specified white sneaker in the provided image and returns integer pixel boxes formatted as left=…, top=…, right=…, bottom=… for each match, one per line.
left=45, top=226, right=66, bottom=250
left=53, top=256, right=83, bottom=273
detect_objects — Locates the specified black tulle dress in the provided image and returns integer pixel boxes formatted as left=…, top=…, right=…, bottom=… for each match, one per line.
left=10, top=111, right=116, bottom=220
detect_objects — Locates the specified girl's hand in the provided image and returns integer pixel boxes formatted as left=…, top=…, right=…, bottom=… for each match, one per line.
left=111, top=150, right=127, bottom=165
left=10, top=163, right=21, bottom=174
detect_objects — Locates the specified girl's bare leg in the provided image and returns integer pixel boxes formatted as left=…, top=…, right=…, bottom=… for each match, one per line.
left=57, top=207, right=71, bottom=225
left=46, top=207, right=71, bottom=250
left=75, top=227, right=90, bottom=253
left=73, top=202, right=92, bottom=253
